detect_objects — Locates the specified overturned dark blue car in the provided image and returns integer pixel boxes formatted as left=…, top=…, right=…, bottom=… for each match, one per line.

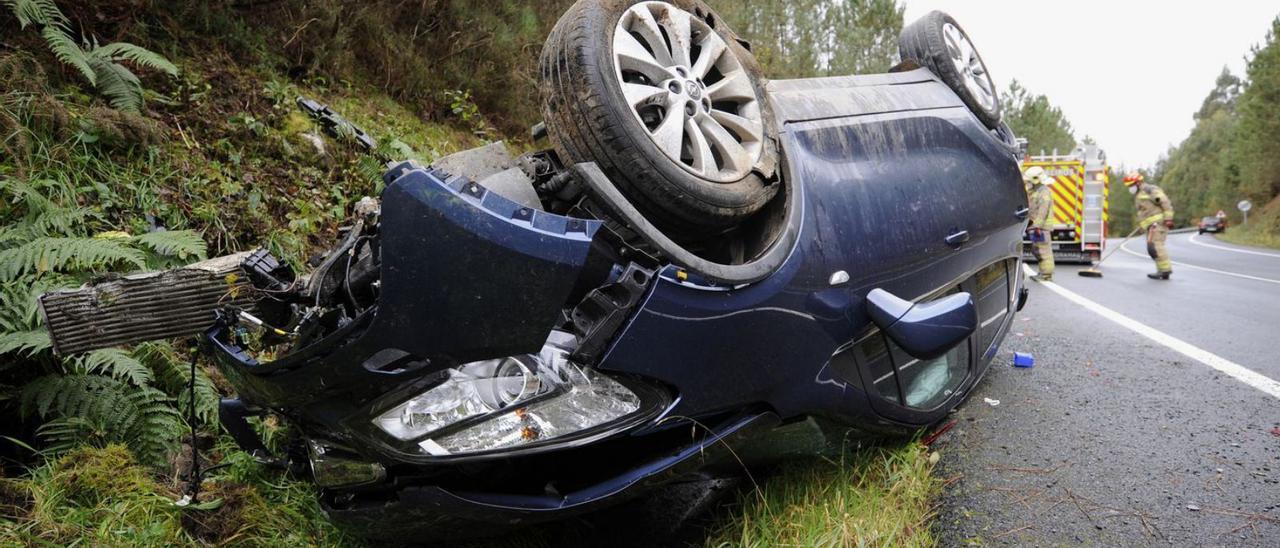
left=40, top=0, right=1028, bottom=541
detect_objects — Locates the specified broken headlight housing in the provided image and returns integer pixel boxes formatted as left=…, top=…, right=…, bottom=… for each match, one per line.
left=372, top=332, right=656, bottom=457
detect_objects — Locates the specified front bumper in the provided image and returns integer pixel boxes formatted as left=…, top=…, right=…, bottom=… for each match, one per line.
left=317, top=412, right=778, bottom=541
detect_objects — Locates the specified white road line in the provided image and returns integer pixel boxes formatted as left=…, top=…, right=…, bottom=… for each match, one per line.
left=1022, top=264, right=1280, bottom=399
left=1118, top=238, right=1280, bottom=285
left=1188, top=233, right=1280, bottom=258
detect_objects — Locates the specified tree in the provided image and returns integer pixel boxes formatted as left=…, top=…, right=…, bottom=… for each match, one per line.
left=1233, top=17, right=1280, bottom=201
left=1001, top=80, right=1076, bottom=156
left=714, top=0, right=903, bottom=79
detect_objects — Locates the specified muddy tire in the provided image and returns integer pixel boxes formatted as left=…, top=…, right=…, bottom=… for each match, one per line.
left=899, top=11, right=1001, bottom=129
left=539, top=0, right=779, bottom=235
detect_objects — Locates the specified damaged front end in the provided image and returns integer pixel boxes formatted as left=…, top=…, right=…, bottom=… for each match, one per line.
left=203, top=156, right=678, bottom=466
left=42, top=142, right=706, bottom=537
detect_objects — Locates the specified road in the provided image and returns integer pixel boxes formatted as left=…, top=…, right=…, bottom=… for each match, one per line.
left=934, top=231, right=1280, bottom=546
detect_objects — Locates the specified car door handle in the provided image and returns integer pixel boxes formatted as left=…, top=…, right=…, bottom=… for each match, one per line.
left=1014, top=206, right=1030, bottom=220
left=944, top=229, right=970, bottom=247
left=865, top=288, right=977, bottom=360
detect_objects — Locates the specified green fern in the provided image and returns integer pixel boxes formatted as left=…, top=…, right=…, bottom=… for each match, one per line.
left=134, top=342, right=219, bottom=424
left=40, top=25, right=94, bottom=86
left=132, top=229, right=207, bottom=261
left=2, top=0, right=67, bottom=29
left=31, top=206, right=98, bottom=238
left=73, top=348, right=153, bottom=386
left=21, top=374, right=183, bottom=465
left=0, top=328, right=51, bottom=358
left=86, top=55, right=143, bottom=112
left=4, top=0, right=179, bottom=113
left=36, top=416, right=108, bottom=456
left=92, top=42, right=179, bottom=78
left=0, top=236, right=147, bottom=281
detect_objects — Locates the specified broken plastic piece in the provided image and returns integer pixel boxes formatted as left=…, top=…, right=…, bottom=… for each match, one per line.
left=983, top=397, right=1000, bottom=406
left=1012, top=352, right=1034, bottom=368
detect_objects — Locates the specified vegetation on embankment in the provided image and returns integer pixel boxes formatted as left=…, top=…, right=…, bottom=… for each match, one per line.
left=705, top=441, right=941, bottom=547
left=0, top=0, right=944, bottom=544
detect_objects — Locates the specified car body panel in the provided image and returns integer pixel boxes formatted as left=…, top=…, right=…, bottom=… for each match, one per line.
left=599, top=74, right=1025, bottom=429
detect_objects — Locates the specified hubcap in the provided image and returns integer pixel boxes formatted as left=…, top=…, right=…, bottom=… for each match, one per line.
left=942, top=22, right=996, bottom=112
left=612, top=1, right=764, bottom=182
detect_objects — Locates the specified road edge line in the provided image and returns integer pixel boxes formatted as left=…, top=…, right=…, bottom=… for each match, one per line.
left=1022, top=264, right=1280, bottom=399
left=1188, top=233, right=1280, bottom=258
left=1117, top=238, right=1280, bottom=285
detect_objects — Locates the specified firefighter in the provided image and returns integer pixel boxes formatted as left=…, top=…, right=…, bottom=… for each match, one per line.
left=1024, top=166, right=1054, bottom=281
left=1124, top=172, right=1174, bottom=279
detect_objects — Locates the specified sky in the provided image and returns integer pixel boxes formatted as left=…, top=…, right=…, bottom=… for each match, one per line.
left=903, top=1, right=1279, bottom=169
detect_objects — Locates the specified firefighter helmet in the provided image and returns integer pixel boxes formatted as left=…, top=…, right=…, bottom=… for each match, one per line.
left=1023, top=166, right=1048, bottom=186
left=1122, top=172, right=1145, bottom=187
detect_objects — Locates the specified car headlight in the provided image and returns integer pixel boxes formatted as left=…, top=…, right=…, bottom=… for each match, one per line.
left=372, top=333, right=645, bottom=456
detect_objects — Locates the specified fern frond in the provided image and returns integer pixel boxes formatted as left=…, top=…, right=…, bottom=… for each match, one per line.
left=0, top=329, right=51, bottom=357
left=0, top=175, right=57, bottom=215
left=0, top=275, right=75, bottom=332
left=37, top=416, right=110, bottom=456
left=3, top=0, right=69, bottom=29
left=132, top=230, right=207, bottom=261
left=31, top=206, right=97, bottom=237
left=21, top=374, right=182, bottom=464
left=74, top=348, right=153, bottom=386
left=134, top=342, right=219, bottom=424
left=92, top=42, right=179, bottom=77
left=40, top=26, right=95, bottom=87
left=87, top=56, right=142, bottom=112
left=0, top=236, right=147, bottom=281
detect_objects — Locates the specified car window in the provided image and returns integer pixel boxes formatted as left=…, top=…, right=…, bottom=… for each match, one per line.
left=852, top=332, right=900, bottom=404
left=889, top=338, right=970, bottom=409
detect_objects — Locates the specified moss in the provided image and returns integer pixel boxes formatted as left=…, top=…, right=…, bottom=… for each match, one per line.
left=6, top=445, right=189, bottom=545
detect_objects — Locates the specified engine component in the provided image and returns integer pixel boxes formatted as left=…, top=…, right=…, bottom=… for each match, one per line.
left=39, top=252, right=260, bottom=355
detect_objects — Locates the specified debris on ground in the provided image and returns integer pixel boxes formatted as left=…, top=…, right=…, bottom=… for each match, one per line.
left=984, top=397, right=1001, bottom=407
left=1013, top=352, right=1035, bottom=368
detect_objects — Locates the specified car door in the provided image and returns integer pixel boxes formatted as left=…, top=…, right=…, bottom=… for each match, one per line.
left=784, top=107, right=1022, bottom=425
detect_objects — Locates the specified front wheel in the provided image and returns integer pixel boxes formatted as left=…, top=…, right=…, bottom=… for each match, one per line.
left=899, top=11, right=1001, bottom=129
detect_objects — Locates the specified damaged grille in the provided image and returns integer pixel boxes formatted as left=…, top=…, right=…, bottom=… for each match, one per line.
left=39, top=252, right=260, bottom=355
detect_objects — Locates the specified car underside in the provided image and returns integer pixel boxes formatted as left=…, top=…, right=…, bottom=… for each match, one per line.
left=39, top=1, right=1028, bottom=541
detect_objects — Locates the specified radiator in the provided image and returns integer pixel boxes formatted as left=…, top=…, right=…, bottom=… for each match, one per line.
left=39, top=252, right=259, bottom=355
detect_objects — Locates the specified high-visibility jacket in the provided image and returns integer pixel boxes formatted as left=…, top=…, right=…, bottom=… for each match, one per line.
left=1135, top=184, right=1174, bottom=229
left=1028, top=184, right=1053, bottom=228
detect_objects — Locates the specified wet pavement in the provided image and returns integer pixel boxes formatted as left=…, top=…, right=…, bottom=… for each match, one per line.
left=933, top=233, right=1280, bottom=546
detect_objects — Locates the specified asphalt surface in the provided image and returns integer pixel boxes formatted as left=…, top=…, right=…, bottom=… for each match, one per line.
left=934, top=232, right=1280, bottom=546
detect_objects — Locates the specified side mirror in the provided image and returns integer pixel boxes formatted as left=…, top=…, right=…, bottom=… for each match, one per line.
left=865, top=289, right=976, bottom=360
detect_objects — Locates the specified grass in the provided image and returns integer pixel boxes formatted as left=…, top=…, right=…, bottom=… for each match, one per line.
left=0, top=445, right=355, bottom=546
left=705, top=441, right=941, bottom=547
left=1215, top=197, right=1280, bottom=250
left=1217, top=218, right=1280, bottom=250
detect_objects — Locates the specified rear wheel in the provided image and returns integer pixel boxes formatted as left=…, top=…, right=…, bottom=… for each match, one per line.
left=539, top=0, right=779, bottom=236
left=899, top=11, right=1001, bottom=128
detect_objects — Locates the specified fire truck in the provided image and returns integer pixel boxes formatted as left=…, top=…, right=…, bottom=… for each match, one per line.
left=1022, top=144, right=1109, bottom=264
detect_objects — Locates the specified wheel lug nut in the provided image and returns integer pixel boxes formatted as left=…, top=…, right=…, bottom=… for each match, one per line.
left=668, top=82, right=681, bottom=94
left=685, top=102, right=697, bottom=116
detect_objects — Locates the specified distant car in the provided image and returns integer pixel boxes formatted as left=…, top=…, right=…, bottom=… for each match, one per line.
left=1199, top=216, right=1227, bottom=234
left=42, top=1, right=1027, bottom=541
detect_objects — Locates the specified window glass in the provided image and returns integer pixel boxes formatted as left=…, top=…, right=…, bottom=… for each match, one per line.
left=890, top=340, right=969, bottom=409
left=854, top=332, right=899, bottom=404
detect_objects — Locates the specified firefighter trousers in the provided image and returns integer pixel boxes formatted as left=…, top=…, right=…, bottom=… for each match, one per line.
left=1033, top=241, right=1054, bottom=277
left=1146, top=224, right=1171, bottom=273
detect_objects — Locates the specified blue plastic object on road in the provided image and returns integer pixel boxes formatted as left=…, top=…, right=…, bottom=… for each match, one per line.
left=1013, top=352, right=1035, bottom=368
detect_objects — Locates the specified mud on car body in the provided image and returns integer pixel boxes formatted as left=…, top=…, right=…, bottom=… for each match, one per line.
left=40, top=1, right=1029, bottom=541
